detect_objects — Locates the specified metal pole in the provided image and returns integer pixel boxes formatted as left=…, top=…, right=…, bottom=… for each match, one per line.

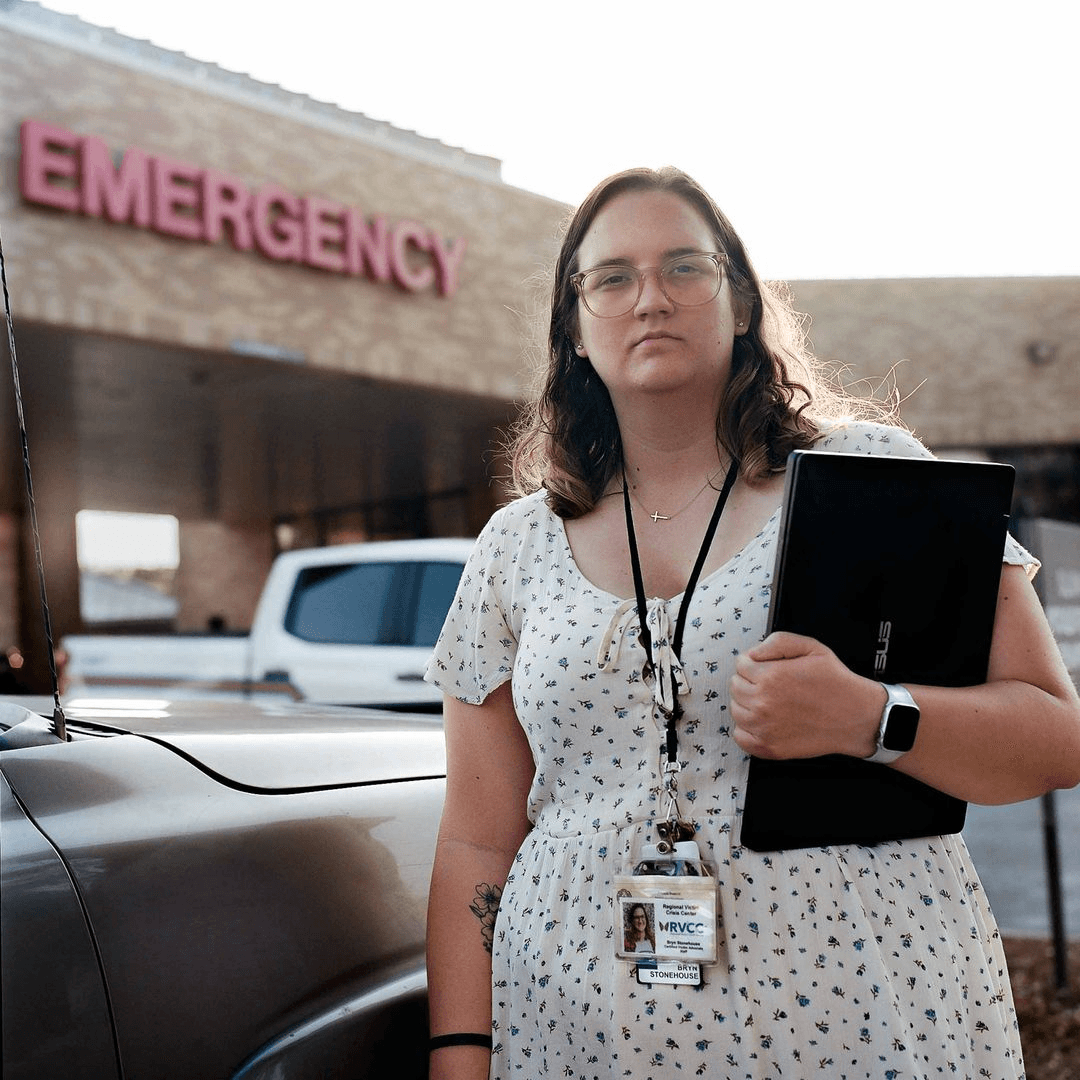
left=1019, top=517, right=1074, bottom=994
left=1039, top=789, right=1069, bottom=991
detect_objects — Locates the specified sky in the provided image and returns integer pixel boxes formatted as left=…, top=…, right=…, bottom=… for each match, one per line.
left=37, top=0, right=1080, bottom=282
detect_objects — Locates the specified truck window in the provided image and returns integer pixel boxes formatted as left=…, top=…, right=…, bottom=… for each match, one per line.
left=285, top=563, right=408, bottom=645
left=412, top=561, right=465, bottom=647
left=283, top=559, right=463, bottom=647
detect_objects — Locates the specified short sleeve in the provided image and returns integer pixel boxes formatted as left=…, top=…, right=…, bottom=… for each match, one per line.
left=424, top=508, right=519, bottom=705
left=814, top=418, right=934, bottom=461
left=1003, top=533, right=1040, bottom=579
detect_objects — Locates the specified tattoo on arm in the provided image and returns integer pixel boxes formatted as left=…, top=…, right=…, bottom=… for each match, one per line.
left=469, top=882, right=503, bottom=955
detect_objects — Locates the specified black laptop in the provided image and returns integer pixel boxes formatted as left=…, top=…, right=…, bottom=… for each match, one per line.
left=739, top=449, right=1015, bottom=852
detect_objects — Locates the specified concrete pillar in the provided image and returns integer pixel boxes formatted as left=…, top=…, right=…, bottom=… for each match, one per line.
left=0, top=513, right=21, bottom=652
left=174, top=520, right=275, bottom=633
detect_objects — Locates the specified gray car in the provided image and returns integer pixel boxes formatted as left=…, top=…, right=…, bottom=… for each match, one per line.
left=1, top=696, right=444, bottom=1079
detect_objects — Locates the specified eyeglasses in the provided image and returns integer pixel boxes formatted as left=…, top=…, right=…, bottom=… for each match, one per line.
left=571, top=252, right=726, bottom=319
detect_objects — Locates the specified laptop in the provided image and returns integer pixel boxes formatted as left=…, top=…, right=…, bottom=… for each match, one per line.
left=739, top=449, right=1015, bottom=852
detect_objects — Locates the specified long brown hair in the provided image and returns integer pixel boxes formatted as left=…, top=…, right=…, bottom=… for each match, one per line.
left=509, top=166, right=873, bottom=519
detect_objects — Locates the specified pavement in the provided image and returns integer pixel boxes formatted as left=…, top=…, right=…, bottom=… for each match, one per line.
left=962, top=780, right=1080, bottom=937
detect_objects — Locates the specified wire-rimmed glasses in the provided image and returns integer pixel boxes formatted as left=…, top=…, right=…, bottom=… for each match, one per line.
left=571, top=252, right=726, bottom=318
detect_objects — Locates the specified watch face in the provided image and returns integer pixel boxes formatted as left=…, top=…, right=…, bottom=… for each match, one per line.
left=883, top=703, right=920, bottom=752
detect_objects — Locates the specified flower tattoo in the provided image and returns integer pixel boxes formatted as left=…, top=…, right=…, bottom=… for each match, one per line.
left=469, top=882, right=503, bottom=954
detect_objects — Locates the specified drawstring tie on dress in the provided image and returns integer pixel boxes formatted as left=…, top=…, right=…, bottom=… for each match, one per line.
left=597, top=597, right=690, bottom=718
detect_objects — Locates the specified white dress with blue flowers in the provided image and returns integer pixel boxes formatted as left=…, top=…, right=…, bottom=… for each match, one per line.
left=426, top=421, right=1029, bottom=1080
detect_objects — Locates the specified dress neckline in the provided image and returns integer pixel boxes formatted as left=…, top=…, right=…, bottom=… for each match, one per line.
left=550, top=500, right=783, bottom=606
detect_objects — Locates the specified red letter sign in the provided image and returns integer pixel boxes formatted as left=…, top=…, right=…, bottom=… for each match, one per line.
left=344, top=210, right=392, bottom=282
left=302, top=196, right=346, bottom=273
left=152, top=156, right=204, bottom=240
left=390, top=221, right=436, bottom=292
left=19, top=120, right=465, bottom=298
left=19, top=120, right=80, bottom=212
left=80, top=136, right=151, bottom=227
left=202, top=169, right=253, bottom=251
left=429, top=234, right=467, bottom=297
left=251, top=185, right=304, bottom=262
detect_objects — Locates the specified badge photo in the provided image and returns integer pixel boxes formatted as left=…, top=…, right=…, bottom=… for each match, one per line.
left=613, top=877, right=718, bottom=964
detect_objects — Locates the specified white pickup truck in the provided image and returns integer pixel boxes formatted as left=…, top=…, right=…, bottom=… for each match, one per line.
left=62, top=537, right=474, bottom=710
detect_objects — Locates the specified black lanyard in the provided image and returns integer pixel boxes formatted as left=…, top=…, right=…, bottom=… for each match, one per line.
left=623, top=458, right=739, bottom=764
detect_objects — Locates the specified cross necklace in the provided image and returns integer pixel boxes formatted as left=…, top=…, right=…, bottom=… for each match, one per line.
left=626, top=467, right=726, bottom=524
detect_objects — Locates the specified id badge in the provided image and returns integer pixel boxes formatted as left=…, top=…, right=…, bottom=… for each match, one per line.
left=613, top=841, right=719, bottom=984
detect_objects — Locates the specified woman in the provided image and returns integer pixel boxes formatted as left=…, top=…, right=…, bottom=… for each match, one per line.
left=424, top=166, right=1080, bottom=1080
left=622, top=904, right=656, bottom=955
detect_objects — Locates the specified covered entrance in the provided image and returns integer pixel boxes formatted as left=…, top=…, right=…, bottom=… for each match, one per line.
left=1, top=321, right=515, bottom=688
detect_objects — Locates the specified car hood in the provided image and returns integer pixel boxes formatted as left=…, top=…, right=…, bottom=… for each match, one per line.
left=5, top=696, right=446, bottom=791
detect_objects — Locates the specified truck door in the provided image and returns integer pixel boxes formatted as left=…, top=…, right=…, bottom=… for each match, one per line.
left=271, top=560, right=463, bottom=708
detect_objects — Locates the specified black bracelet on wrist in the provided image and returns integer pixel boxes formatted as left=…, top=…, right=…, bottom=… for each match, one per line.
left=429, top=1032, right=493, bottom=1051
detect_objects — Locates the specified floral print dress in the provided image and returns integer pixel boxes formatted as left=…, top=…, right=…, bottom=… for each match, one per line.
left=427, top=421, right=1031, bottom=1080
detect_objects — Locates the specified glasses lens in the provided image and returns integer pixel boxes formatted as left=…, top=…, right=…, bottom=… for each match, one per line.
left=660, top=254, right=722, bottom=307
left=577, top=254, right=722, bottom=317
left=578, top=265, right=641, bottom=318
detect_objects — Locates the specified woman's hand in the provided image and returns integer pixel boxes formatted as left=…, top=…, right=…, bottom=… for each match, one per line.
left=729, top=631, right=883, bottom=760
left=730, top=565, right=1080, bottom=804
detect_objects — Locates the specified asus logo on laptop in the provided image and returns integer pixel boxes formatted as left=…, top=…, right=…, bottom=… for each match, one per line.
left=874, top=620, right=892, bottom=674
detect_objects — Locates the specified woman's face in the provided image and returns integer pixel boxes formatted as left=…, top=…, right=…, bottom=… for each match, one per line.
left=573, top=189, right=746, bottom=407
left=631, top=907, right=648, bottom=933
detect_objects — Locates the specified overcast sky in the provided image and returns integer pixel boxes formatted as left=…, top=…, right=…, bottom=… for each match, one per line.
left=38, top=0, right=1080, bottom=281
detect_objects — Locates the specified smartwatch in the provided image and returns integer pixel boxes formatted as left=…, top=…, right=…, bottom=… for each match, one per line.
left=865, top=683, right=920, bottom=764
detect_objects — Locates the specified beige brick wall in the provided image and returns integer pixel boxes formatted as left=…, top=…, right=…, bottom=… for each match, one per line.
left=788, top=278, right=1080, bottom=449
left=0, top=24, right=565, bottom=401
left=176, top=521, right=275, bottom=633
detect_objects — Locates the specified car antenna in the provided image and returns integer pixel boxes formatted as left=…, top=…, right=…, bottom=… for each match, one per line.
left=0, top=221, right=68, bottom=741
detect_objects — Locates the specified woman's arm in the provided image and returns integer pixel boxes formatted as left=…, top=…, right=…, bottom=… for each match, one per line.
left=730, top=564, right=1080, bottom=804
left=427, top=680, right=535, bottom=1080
